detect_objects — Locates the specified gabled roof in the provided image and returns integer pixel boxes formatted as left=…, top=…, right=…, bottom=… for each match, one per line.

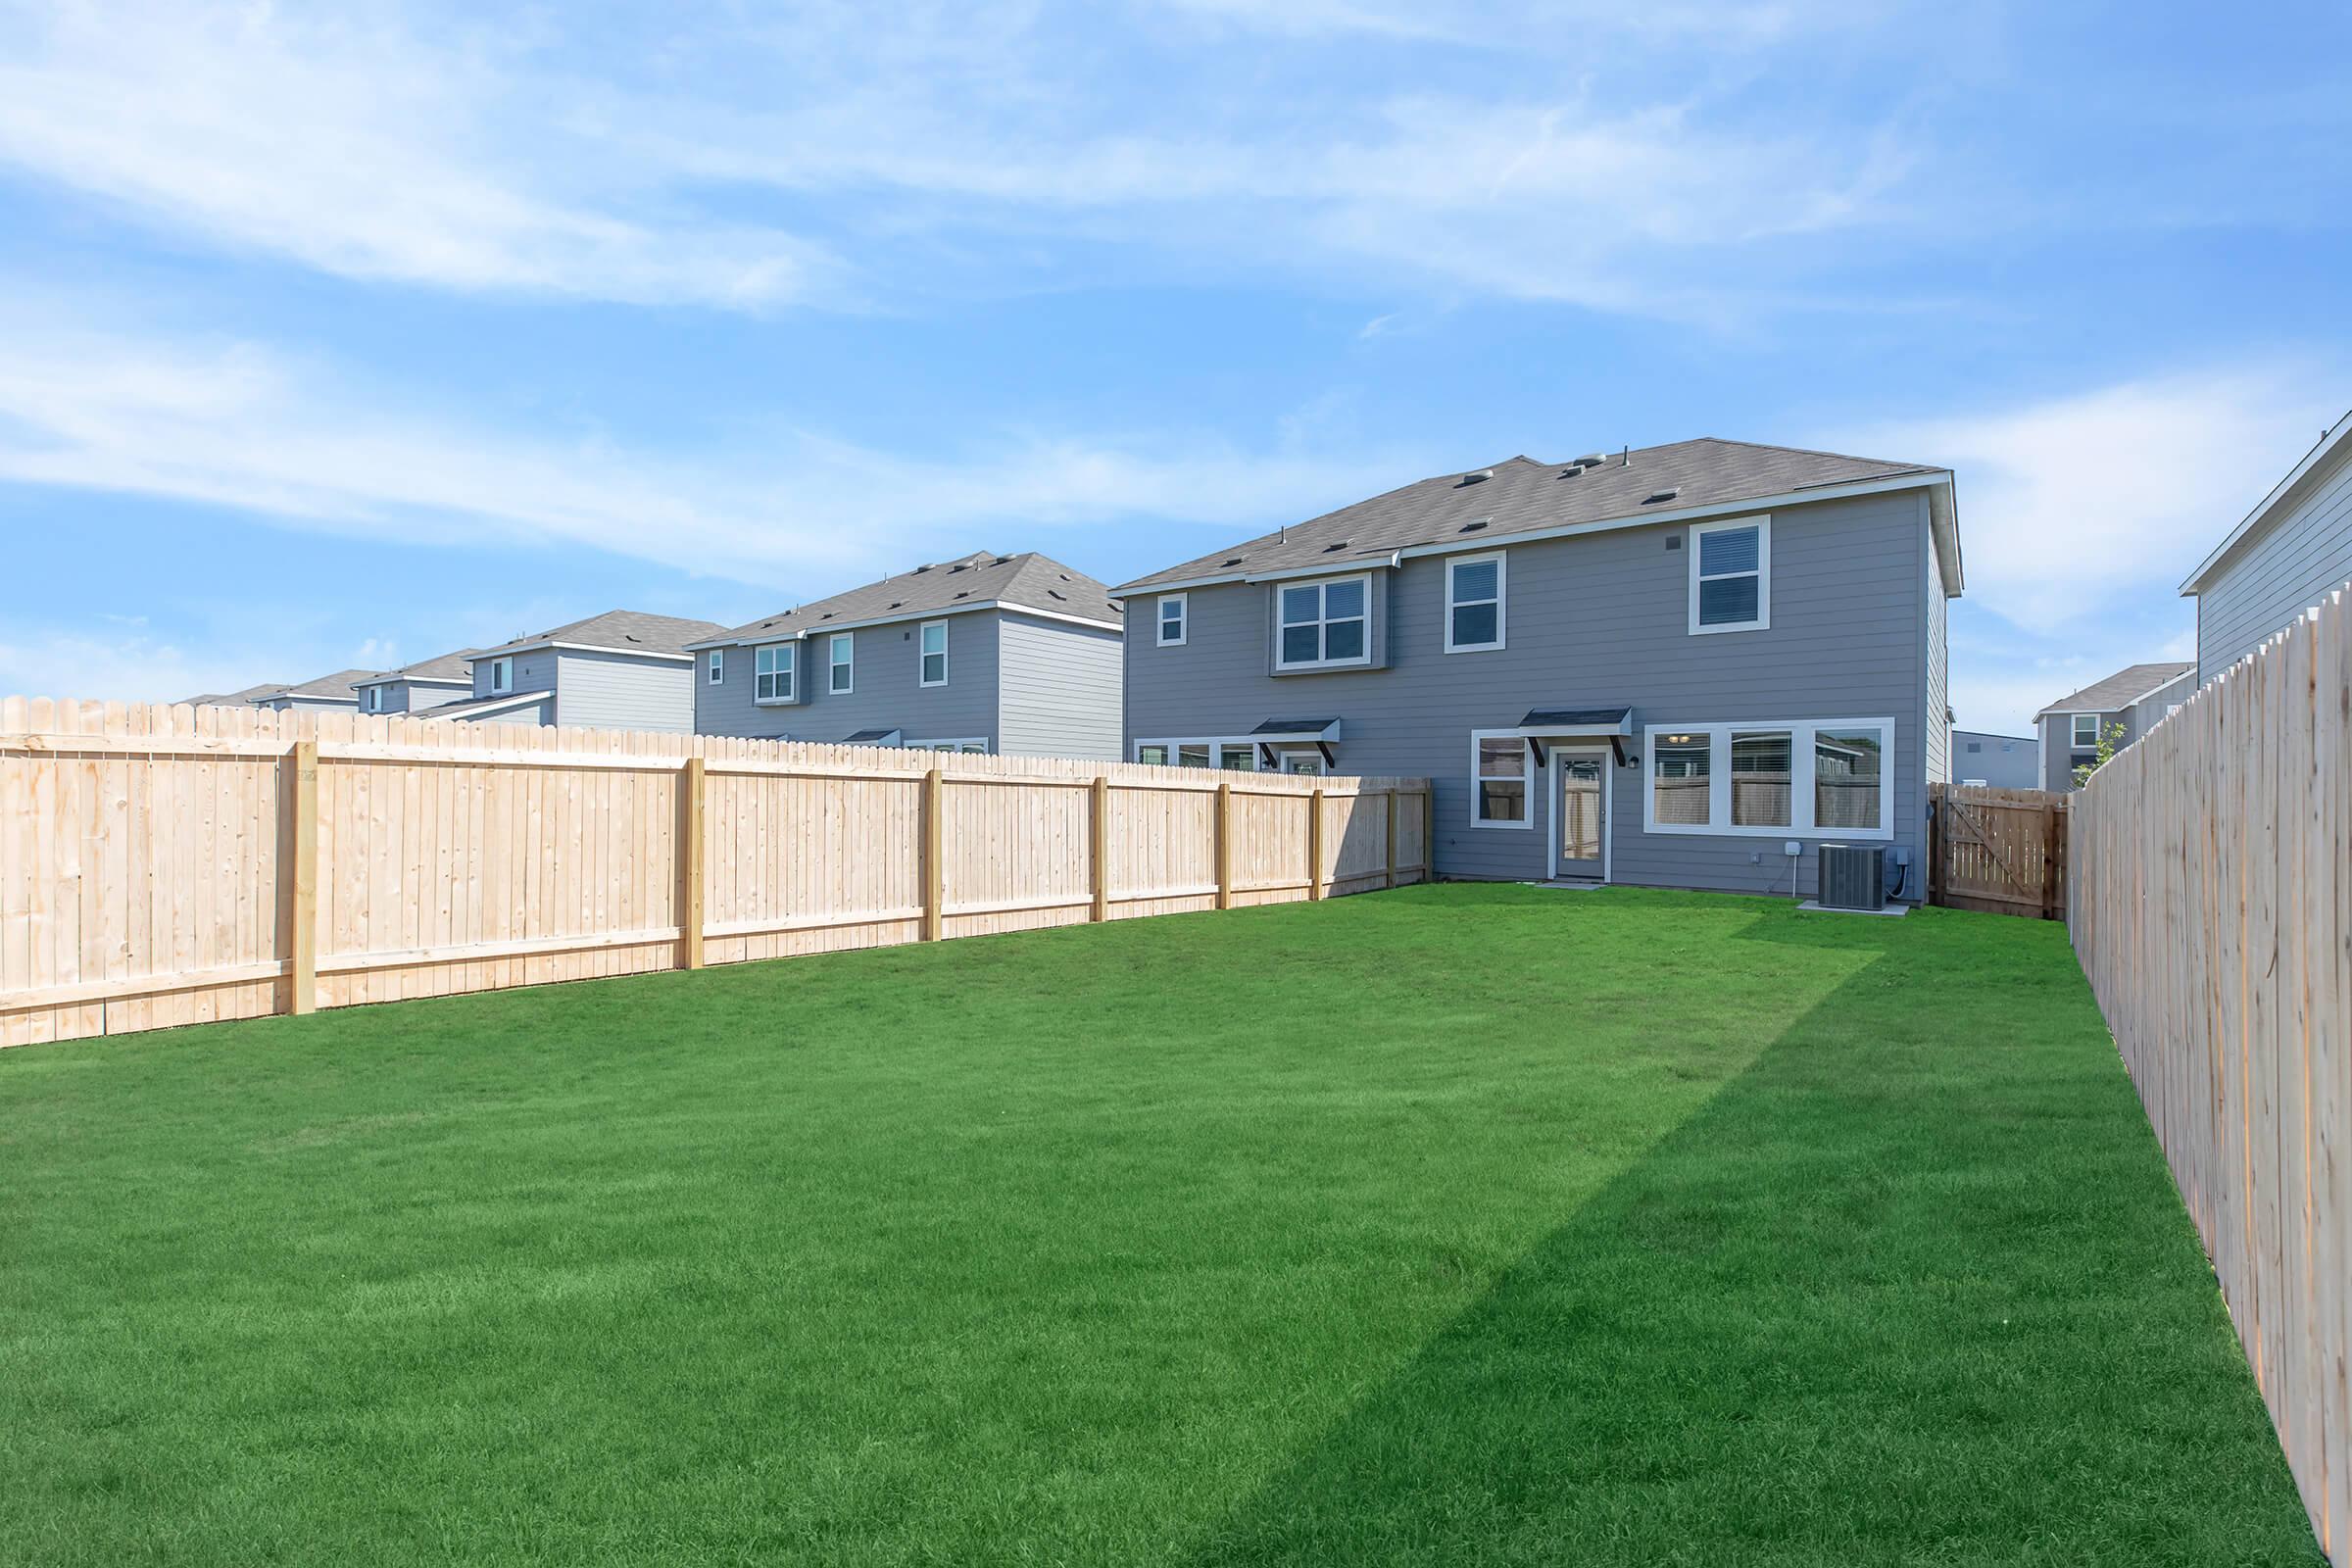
left=474, top=610, right=726, bottom=662
left=2181, top=409, right=2352, bottom=596
left=183, top=681, right=291, bottom=707
left=692, top=552, right=1123, bottom=648
left=356, top=648, right=480, bottom=688
left=1110, top=438, right=1960, bottom=596
left=2034, top=662, right=2195, bottom=718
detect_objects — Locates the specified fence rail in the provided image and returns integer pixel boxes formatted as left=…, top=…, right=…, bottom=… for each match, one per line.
left=2070, top=587, right=2351, bottom=1564
left=0, top=698, right=1431, bottom=1047
left=1927, top=782, right=2068, bottom=918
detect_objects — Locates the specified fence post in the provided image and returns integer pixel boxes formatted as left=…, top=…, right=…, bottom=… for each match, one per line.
left=1307, top=788, right=1325, bottom=901
left=922, top=766, right=945, bottom=941
left=2041, top=803, right=2062, bottom=922
left=680, top=756, right=706, bottom=969
left=1091, top=775, right=1109, bottom=923
left=1216, top=781, right=1233, bottom=910
left=287, top=738, right=318, bottom=1016
left=1384, top=788, right=1398, bottom=889
left=1423, top=786, right=1436, bottom=884
left=1927, top=788, right=1943, bottom=906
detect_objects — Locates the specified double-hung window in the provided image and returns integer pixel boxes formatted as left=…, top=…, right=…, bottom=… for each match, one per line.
left=2070, top=713, right=2099, bottom=749
left=1157, top=595, right=1187, bottom=647
left=1446, top=555, right=1504, bottom=653
left=364, top=686, right=382, bottom=713
left=1690, top=517, right=1769, bottom=633
left=489, top=657, right=512, bottom=694
left=1642, top=719, right=1891, bottom=839
left=919, top=622, right=948, bottom=687
left=1471, top=732, right=1532, bottom=827
left=707, top=650, right=723, bottom=685
left=755, top=643, right=795, bottom=703
left=1277, top=576, right=1370, bottom=670
left=829, top=632, right=854, bottom=694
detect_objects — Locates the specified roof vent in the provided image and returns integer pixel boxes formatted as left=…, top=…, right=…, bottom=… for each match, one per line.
left=993, top=557, right=1013, bottom=566
left=1574, top=453, right=1604, bottom=467
left=1560, top=466, right=1583, bottom=477
left=820, top=612, right=835, bottom=619
left=1057, top=572, right=1071, bottom=581
left=1048, top=589, right=1066, bottom=601
left=912, top=564, right=931, bottom=574
left=1459, top=519, right=1489, bottom=533
left=889, top=601, right=904, bottom=610
left=955, top=590, right=969, bottom=599
left=949, top=564, right=966, bottom=573
left=1642, top=488, right=1680, bottom=505
left=1223, top=557, right=1244, bottom=566
left=1321, top=540, right=1349, bottom=553
left=1455, top=468, right=1494, bottom=487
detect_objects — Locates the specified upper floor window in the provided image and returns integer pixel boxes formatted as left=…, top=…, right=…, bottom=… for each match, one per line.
left=1446, top=555, right=1504, bottom=653
left=1157, top=594, right=1187, bottom=647
left=489, top=657, right=512, bottom=694
left=1690, top=516, right=1769, bottom=634
left=755, top=643, right=795, bottom=703
left=2071, top=713, right=2099, bottom=748
left=707, top=650, right=723, bottom=685
left=1276, top=575, right=1370, bottom=671
left=829, top=632, right=854, bottom=694
left=920, top=621, right=948, bottom=687
left=364, top=685, right=382, bottom=713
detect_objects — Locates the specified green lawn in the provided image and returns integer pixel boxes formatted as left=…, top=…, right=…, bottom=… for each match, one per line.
left=0, top=885, right=2320, bottom=1565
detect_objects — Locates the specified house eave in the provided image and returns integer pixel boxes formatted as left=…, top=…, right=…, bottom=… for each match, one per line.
left=685, top=599, right=1120, bottom=651
left=2180, top=409, right=2352, bottom=596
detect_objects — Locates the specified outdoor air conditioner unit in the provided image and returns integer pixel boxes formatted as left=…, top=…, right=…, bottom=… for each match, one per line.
left=1817, top=844, right=1886, bottom=911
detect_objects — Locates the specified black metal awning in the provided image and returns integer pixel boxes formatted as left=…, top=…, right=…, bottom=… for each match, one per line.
left=842, top=727, right=905, bottom=745
left=1250, top=716, right=1342, bottom=768
left=1515, top=706, right=1633, bottom=766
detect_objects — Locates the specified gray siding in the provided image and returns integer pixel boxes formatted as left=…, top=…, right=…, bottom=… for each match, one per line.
left=471, top=647, right=558, bottom=703
left=694, top=612, right=1003, bottom=748
left=1125, top=489, right=1933, bottom=900
left=555, top=649, right=699, bottom=734
left=1925, top=531, right=1950, bottom=785
left=364, top=679, right=470, bottom=716
left=258, top=695, right=356, bottom=713
left=1952, top=730, right=2037, bottom=790
left=2197, top=441, right=2352, bottom=681
left=997, top=613, right=1124, bottom=760
left=2038, top=671, right=2191, bottom=791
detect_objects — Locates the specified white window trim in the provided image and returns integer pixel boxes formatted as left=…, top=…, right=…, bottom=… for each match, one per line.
left=754, top=643, right=797, bottom=706
left=1132, top=736, right=1266, bottom=771
left=707, top=649, right=723, bottom=686
left=1274, top=573, right=1374, bottom=672
left=918, top=620, right=949, bottom=688
left=828, top=631, right=854, bottom=695
left=1469, top=727, right=1536, bottom=831
left=1157, top=594, right=1188, bottom=648
left=1688, top=515, right=1771, bottom=636
left=1641, top=718, right=1894, bottom=841
left=913, top=737, right=988, bottom=754
left=489, top=657, right=513, bottom=694
left=1445, top=553, right=1506, bottom=654
left=2070, top=712, right=2100, bottom=748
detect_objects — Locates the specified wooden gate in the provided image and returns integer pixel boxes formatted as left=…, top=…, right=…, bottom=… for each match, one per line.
left=1928, top=782, right=2068, bottom=918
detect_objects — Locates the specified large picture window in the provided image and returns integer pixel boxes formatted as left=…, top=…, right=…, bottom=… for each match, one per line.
left=1446, top=555, right=1504, bottom=653
left=755, top=643, right=795, bottom=703
left=1470, top=731, right=1532, bottom=828
left=1642, top=719, right=1892, bottom=839
left=1690, top=516, right=1770, bottom=633
left=1133, top=737, right=1266, bottom=771
left=1277, top=576, right=1370, bottom=670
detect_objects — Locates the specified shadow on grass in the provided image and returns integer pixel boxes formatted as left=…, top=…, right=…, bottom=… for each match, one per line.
left=1181, top=932, right=2319, bottom=1568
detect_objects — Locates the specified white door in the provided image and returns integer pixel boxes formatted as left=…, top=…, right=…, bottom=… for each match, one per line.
left=1281, top=753, right=1325, bottom=775
left=1558, top=754, right=1605, bottom=879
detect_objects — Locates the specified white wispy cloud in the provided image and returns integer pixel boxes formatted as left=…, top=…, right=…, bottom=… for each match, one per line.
left=0, top=307, right=1394, bottom=587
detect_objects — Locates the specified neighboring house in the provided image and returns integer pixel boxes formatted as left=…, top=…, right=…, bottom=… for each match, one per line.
left=183, top=681, right=290, bottom=709
left=351, top=649, right=481, bottom=716
left=1951, top=729, right=2038, bottom=790
left=437, top=611, right=725, bottom=733
left=689, top=552, right=1124, bottom=758
left=2181, top=408, right=2352, bottom=684
left=2032, top=662, right=2195, bottom=791
left=250, top=669, right=373, bottom=713
left=1115, top=438, right=1961, bottom=902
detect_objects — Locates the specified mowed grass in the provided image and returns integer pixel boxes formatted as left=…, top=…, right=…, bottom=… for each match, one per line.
left=0, top=885, right=2320, bottom=1566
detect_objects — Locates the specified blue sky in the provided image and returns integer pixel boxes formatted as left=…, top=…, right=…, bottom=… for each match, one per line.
left=0, top=0, right=2345, bottom=734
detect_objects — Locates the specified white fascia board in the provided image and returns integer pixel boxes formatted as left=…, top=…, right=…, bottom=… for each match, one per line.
left=474, top=640, right=697, bottom=663
left=2126, top=668, right=2197, bottom=706
left=686, top=599, right=1119, bottom=652
left=2180, top=409, right=2352, bottom=596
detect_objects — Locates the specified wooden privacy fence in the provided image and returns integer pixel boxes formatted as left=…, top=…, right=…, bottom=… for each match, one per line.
left=1927, top=782, right=2067, bottom=918
left=2070, top=587, right=2351, bottom=1565
left=0, top=698, right=1432, bottom=1048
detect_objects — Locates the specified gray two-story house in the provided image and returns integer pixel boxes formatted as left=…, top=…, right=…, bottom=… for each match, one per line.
left=2181, top=407, right=2352, bottom=684
left=427, top=610, right=724, bottom=732
left=352, top=649, right=479, bottom=716
left=2032, top=662, right=2195, bottom=792
left=1951, top=730, right=2039, bottom=790
left=1116, top=439, right=1962, bottom=902
left=249, top=669, right=372, bottom=713
left=690, top=552, right=1123, bottom=758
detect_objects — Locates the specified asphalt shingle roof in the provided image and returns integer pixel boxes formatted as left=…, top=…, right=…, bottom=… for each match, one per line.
left=1110, top=438, right=1943, bottom=595
left=357, top=648, right=480, bottom=686
left=697, top=552, right=1122, bottom=646
left=2035, top=662, right=2196, bottom=718
left=477, top=611, right=725, bottom=661
left=270, top=669, right=375, bottom=703
left=183, top=681, right=292, bottom=707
